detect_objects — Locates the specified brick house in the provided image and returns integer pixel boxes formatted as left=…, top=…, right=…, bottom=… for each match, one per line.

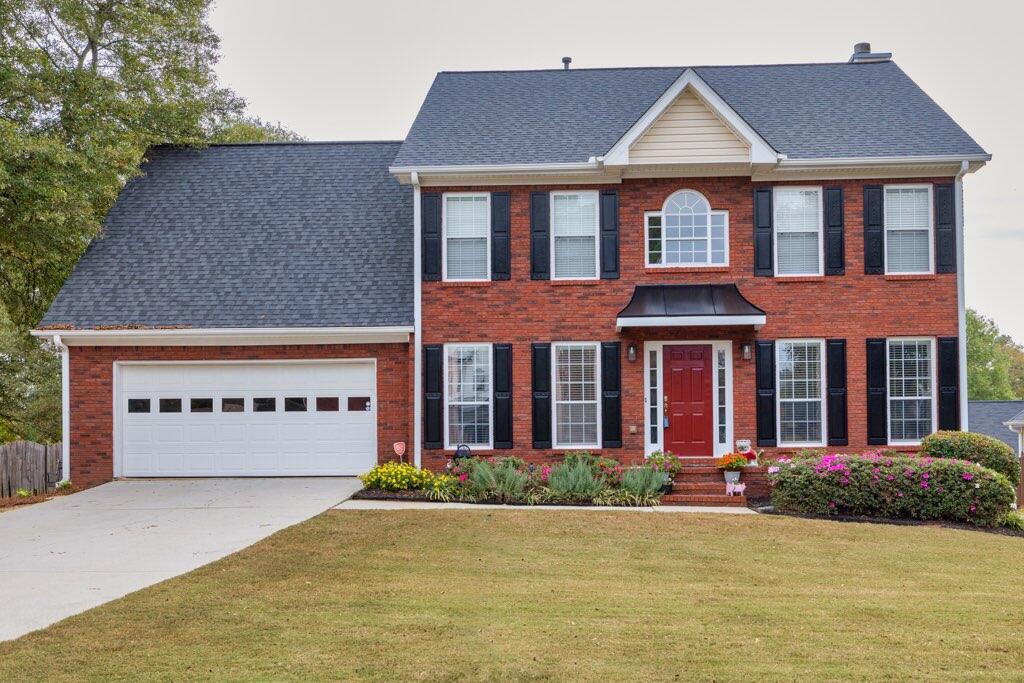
left=35, top=44, right=989, bottom=501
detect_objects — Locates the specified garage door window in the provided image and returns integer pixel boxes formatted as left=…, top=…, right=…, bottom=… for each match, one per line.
left=348, top=396, right=371, bottom=411
left=159, top=398, right=182, bottom=413
left=284, top=397, right=308, bottom=412
left=222, top=398, right=245, bottom=412
left=316, top=396, right=339, bottom=411
left=128, top=398, right=150, bottom=413
left=190, top=398, right=214, bottom=413
left=254, top=397, right=276, bottom=412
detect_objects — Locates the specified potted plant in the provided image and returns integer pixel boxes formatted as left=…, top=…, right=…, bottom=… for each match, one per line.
left=646, top=450, right=682, bottom=493
left=715, top=452, right=749, bottom=483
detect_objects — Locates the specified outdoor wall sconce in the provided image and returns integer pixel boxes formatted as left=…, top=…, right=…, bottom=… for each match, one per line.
left=627, top=343, right=637, bottom=362
left=741, top=342, right=753, bottom=360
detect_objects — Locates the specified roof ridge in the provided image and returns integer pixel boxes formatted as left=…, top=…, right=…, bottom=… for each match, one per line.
left=437, top=61, right=862, bottom=76
left=196, top=140, right=404, bottom=147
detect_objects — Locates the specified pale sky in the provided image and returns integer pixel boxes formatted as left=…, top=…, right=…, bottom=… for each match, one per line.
left=209, top=0, right=1023, bottom=342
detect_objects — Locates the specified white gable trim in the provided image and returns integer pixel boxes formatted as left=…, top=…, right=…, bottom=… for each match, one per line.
left=603, top=69, right=779, bottom=167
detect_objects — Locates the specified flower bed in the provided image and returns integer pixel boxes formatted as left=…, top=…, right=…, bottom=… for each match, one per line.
left=357, top=452, right=670, bottom=507
left=769, top=452, right=1017, bottom=527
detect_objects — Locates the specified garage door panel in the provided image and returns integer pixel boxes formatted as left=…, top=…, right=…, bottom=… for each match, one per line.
left=120, top=361, right=378, bottom=477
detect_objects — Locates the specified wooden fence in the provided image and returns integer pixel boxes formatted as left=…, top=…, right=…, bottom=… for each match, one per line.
left=0, top=441, right=63, bottom=498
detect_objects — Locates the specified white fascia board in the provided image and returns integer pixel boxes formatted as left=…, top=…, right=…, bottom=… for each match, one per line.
left=602, top=69, right=780, bottom=167
left=30, top=326, right=414, bottom=346
left=390, top=160, right=601, bottom=184
left=616, top=315, right=767, bottom=329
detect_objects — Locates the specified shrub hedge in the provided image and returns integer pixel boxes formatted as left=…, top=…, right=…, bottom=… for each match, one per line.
left=920, top=431, right=1020, bottom=484
left=770, top=452, right=1016, bottom=527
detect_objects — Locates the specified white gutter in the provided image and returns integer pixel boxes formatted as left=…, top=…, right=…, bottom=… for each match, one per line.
left=411, top=171, right=423, bottom=468
left=30, top=326, right=413, bottom=346
left=616, top=315, right=766, bottom=330
left=390, top=160, right=601, bottom=177
left=52, top=334, right=71, bottom=485
left=778, top=154, right=991, bottom=168
left=955, top=160, right=970, bottom=430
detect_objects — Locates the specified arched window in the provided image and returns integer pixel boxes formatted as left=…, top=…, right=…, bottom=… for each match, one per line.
left=645, top=190, right=728, bottom=266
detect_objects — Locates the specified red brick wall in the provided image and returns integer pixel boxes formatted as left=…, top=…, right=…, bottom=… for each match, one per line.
left=421, top=176, right=958, bottom=470
left=68, top=343, right=411, bottom=487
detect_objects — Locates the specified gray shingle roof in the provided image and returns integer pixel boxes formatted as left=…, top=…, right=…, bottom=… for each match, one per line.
left=393, top=61, right=986, bottom=167
left=40, top=142, right=413, bottom=330
left=968, top=401, right=1024, bottom=451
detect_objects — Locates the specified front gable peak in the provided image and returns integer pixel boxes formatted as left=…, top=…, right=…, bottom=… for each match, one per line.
left=603, top=69, right=778, bottom=167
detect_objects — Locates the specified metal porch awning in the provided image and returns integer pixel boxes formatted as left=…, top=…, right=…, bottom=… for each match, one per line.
left=616, top=284, right=766, bottom=329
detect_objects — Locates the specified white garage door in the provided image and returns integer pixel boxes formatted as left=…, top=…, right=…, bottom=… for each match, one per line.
left=117, top=361, right=377, bottom=477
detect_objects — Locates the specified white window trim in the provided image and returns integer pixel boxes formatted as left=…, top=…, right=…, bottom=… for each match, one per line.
left=775, top=339, right=827, bottom=448
left=645, top=190, right=729, bottom=268
left=883, top=184, right=935, bottom=275
left=772, top=186, right=824, bottom=277
left=442, top=192, right=491, bottom=282
left=551, top=341, right=602, bottom=449
left=550, top=190, right=601, bottom=281
left=643, top=340, right=734, bottom=458
left=886, top=336, right=938, bottom=446
left=442, top=343, right=494, bottom=450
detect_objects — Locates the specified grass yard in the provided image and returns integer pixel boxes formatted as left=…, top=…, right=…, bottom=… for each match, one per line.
left=1, top=511, right=1022, bottom=681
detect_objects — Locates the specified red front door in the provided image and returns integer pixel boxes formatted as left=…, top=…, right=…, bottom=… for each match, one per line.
left=663, top=345, right=713, bottom=457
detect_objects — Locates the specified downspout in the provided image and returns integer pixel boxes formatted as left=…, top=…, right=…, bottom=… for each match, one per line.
left=411, top=172, right=423, bottom=468
left=52, top=334, right=71, bottom=484
left=954, top=160, right=969, bottom=431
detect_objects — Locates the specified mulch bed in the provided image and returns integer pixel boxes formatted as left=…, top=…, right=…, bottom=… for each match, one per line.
left=756, top=505, right=1024, bottom=538
left=0, top=487, right=76, bottom=513
left=353, top=488, right=628, bottom=507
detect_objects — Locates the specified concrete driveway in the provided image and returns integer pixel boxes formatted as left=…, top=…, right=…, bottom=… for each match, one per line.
left=0, top=478, right=360, bottom=641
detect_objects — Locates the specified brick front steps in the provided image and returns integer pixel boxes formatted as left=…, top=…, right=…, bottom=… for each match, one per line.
left=663, top=460, right=770, bottom=507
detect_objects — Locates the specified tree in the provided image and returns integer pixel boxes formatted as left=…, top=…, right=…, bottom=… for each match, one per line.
left=966, top=309, right=1024, bottom=400
left=210, top=115, right=304, bottom=144
left=0, top=310, right=60, bottom=442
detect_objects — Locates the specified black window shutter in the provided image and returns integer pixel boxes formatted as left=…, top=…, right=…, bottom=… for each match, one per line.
left=755, top=341, right=777, bottom=446
left=937, top=336, right=960, bottom=430
left=934, top=184, right=956, bottom=274
left=753, top=188, right=773, bottom=276
left=423, top=345, right=444, bottom=448
left=863, top=186, right=884, bottom=274
left=531, top=343, right=552, bottom=448
left=421, top=194, right=442, bottom=281
left=826, top=339, right=848, bottom=446
left=530, top=192, right=550, bottom=280
left=599, top=190, right=620, bottom=279
left=491, top=192, right=511, bottom=281
left=866, top=339, right=888, bottom=444
left=824, top=187, right=845, bottom=276
left=601, top=342, right=622, bottom=448
left=493, top=343, right=513, bottom=448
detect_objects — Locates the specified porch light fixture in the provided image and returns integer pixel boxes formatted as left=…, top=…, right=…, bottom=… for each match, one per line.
left=627, top=343, right=637, bottom=362
left=741, top=343, right=753, bottom=360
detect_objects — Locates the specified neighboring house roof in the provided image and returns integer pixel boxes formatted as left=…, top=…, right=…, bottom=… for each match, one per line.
left=40, top=142, right=413, bottom=330
left=968, top=401, right=1024, bottom=451
left=392, top=61, right=987, bottom=167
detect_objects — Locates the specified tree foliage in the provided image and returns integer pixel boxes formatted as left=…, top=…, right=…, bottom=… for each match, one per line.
left=967, top=309, right=1024, bottom=400
left=0, top=0, right=299, bottom=441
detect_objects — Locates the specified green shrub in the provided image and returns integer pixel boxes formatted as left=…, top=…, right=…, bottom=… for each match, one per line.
left=770, top=453, right=1016, bottom=527
left=359, top=462, right=436, bottom=492
left=464, top=459, right=528, bottom=503
left=1002, top=511, right=1024, bottom=532
left=618, top=466, right=668, bottom=505
left=15, top=488, right=32, bottom=498
left=920, top=431, right=1020, bottom=484
left=545, top=459, right=608, bottom=502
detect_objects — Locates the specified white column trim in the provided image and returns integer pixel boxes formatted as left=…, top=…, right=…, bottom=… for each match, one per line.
left=412, top=172, right=423, bottom=467
left=53, top=335, right=71, bottom=484
left=955, top=161, right=969, bottom=430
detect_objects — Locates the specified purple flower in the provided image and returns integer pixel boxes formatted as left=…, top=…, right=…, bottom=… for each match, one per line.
left=962, top=471, right=974, bottom=481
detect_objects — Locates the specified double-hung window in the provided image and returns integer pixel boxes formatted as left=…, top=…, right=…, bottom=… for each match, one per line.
left=443, top=194, right=490, bottom=280
left=551, top=191, right=599, bottom=279
left=774, top=187, right=823, bottom=276
left=553, top=342, right=600, bottom=448
left=444, top=344, right=492, bottom=448
left=884, top=185, right=933, bottom=274
left=776, top=340, right=825, bottom=446
left=646, top=190, right=728, bottom=266
left=887, top=338, right=935, bottom=444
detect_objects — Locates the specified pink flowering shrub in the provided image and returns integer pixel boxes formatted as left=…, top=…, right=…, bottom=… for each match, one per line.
left=920, top=431, right=1020, bottom=484
left=769, top=451, right=1016, bottom=527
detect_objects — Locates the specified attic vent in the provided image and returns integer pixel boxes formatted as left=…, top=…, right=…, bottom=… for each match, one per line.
left=562, top=56, right=572, bottom=70
left=849, top=42, right=892, bottom=63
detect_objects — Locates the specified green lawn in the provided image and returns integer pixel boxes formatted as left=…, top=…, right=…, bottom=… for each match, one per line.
left=2, top=511, right=1022, bottom=681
